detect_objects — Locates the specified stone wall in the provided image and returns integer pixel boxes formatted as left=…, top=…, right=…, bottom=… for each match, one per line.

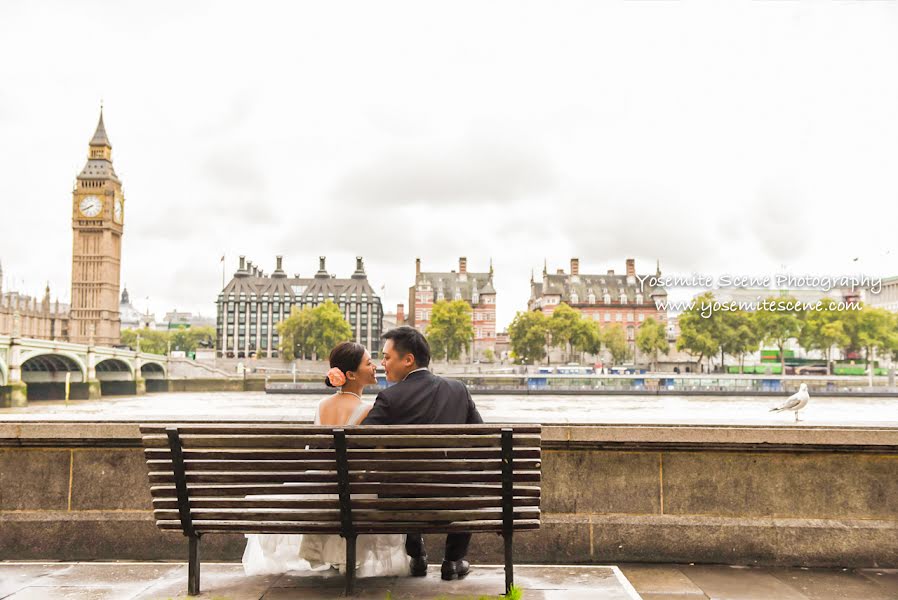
left=0, top=422, right=895, bottom=567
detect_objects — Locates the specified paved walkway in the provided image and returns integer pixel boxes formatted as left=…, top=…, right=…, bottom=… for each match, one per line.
left=1, top=562, right=896, bottom=599
left=0, top=563, right=639, bottom=599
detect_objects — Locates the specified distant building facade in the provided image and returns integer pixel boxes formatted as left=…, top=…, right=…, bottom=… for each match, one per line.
left=407, top=257, right=497, bottom=361
left=864, top=276, right=898, bottom=313
left=0, top=263, right=69, bottom=339
left=528, top=258, right=668, bottom=359
left=217, top=256, right=384, bottom=359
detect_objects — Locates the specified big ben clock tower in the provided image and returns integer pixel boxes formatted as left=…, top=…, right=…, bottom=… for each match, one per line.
left=69, top=109, right=125, bottom=346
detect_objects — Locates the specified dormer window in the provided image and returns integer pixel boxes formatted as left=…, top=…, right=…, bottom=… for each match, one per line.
left=570, top=291, right=579, bottom=304
left=636, top=293, right=643, bottom=304
left=588, top=292, right=596, bottom=304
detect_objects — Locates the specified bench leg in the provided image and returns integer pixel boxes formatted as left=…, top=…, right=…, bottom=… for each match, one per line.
left=188, top=534, right=201, bottom=596
left=503, top=531, right=513, bottom=595
left=344, top=534, right=357, bottom=596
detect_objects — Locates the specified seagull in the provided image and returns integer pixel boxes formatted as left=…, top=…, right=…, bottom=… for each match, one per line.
left=770, top=383, right=810, bottom=422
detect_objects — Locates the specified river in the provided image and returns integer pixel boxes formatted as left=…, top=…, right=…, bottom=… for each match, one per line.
left=2, top=391, right=896, bottom=426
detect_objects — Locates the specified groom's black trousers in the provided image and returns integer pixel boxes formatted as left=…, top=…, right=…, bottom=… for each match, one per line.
left=406, top=532, right=471, bottom=562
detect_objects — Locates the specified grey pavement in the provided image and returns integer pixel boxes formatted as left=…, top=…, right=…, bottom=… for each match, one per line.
left=3, top=562, right=897, bottom=600
left=0, top=563, right=639, bottom=600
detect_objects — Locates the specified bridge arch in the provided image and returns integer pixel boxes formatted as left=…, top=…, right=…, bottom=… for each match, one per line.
left=20, top=351, right=87, bottom=383
left=96, top=357, right=135, bottom=380
left=140, top=361, right=167, bottom=379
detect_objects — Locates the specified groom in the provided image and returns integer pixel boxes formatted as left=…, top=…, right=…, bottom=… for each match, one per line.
left=361, top=326, right=483, bottom=581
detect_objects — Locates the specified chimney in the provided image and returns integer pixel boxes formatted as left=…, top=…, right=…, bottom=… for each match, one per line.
left=626, top=258, right=635, bottom=277
left=556, top=269, right=565, bottom=275
left=276, top=256, right=283, bottom=271
left=314, top=256, right=329, bottom=278
left=351, top=256, right=366, bottom=279
left=607, top=269, right=615, bottom=276
left=415, top=258, right=421, bottom=276
left=319, top=256, right=326, bottom=271
left=571, top=258, right=580, bottom=276
left=459, top=257, right=467, bottom=274
left=239, top=256, right=246, bottom=271
left=397, top=303, right=405, bottom=324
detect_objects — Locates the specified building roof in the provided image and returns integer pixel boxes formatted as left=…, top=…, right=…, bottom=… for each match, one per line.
left=415, top=270, right=496, bottom=303
left=90, top=109, right=111, bottom=147
left=531, top=264, right=667, bottom=305
left=220, top=257, right=381, bottom=302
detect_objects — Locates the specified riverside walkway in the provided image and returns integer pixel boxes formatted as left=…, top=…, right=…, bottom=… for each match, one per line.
left=0, top=562, right=895, bottom=599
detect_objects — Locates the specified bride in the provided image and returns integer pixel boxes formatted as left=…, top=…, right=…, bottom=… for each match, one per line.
left=242, top=341, right=410, bottom=577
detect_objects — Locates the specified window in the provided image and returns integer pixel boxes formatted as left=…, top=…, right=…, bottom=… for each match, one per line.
left=639, top=314, right=645, bottom=322
left=627, top=312, right=634, bottom=322
left=615, top=313, right=622, bottom=322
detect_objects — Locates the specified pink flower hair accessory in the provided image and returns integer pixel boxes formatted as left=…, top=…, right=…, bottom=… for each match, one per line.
left=327, top=367, right=347, bottom=387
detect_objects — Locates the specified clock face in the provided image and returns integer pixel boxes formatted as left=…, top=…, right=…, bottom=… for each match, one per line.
left=114, top=199, right=123, bottom=223
left=79, top=196, right=103, bottom=218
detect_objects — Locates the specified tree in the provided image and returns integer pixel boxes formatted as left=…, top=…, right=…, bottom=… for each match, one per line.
left=426, top=300, right=475, bottom=362
left=572, top=319, right=603, bottom=362
left=276, top=306, right=313, bottom=361
left=508, top=311, right=549, bottom=365
left=169, top=326, right=216, bottom=353
left=799, top=302, right=848, bottom=375
left=482, top=348, right=495, bottom=363
left=306, top=301, right=354, bottom=359
left=636, top=317, right=668, bottom=372
left=120, top=328, right=169, bottom=355
left=753, top=296, right=803, bottom=373
left=720, top=311, right=759, bottom=374
left=603, top=324, right=631, bottom=366
left=676, top=292, right=719, bottom=370
left=548, top=303, right=582, bottom=362
left=857, top=306, right=895, bottom=372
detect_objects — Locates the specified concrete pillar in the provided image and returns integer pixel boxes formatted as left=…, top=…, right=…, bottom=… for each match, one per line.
left=86, top=345, right=101, bottom=400
left=134, top=352, right=145, bottom=395
left=4, top=333, right=27, bottom=407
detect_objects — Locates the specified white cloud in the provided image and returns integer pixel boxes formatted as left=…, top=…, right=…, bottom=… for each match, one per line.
left=1, top=1, right=896, bottom=330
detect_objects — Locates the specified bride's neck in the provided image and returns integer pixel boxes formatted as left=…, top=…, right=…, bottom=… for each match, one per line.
left=340, top=380, right=365, bottom=397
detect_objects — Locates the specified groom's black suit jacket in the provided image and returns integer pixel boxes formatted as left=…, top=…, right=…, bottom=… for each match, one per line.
left=361, top=369, right=483, bottom=426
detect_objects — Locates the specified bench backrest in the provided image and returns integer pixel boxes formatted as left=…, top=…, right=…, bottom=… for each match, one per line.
left=141, top=424, right=541, bottom=537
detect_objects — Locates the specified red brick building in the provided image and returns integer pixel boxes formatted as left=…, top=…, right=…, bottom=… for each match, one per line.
left=407, top=257, right=497, bottom=361
left=528, top=258, right=667, bottom=356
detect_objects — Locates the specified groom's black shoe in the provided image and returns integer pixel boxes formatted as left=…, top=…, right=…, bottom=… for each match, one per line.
left=441, top=559, right=470, bottom=581
left=410, top=554, right=428, bottom=577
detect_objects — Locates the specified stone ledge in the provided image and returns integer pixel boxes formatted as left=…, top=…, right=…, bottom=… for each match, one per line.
left=1, top=421, right=897, bottom=450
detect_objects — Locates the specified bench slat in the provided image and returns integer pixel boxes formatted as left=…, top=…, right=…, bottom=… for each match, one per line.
left=156, top=519, right=541, bottom=534
left=147, top=459, right=542, bottom=473
left=148, top=471, right=541, bottom=485
left=145, top=448, right=541, bottom=461
left=143, top=434, right=540, bottom=449
left=140, top=424, right=541, bottom=435
left=154, top=508, right=540, bottom=522
left=151, top=483, right=541, bottom=498
left=151, top=497, right=541, bottom=510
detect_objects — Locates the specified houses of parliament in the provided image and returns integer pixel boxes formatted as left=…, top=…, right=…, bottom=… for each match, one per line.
left=0, top=110, right=125, bottom=346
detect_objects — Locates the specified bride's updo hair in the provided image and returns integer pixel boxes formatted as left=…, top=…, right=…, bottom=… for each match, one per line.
left=324, top=342, right=367, bottom=388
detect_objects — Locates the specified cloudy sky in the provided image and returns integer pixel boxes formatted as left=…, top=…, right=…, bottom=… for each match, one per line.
left=1, top=1, right=896, bottom=328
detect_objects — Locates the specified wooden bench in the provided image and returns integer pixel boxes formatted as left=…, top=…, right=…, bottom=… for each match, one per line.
left=141, top=424, right=542, bottom=596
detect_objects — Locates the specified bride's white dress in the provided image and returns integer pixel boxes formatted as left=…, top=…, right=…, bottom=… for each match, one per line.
left=242, top=400, right=410, bottom=577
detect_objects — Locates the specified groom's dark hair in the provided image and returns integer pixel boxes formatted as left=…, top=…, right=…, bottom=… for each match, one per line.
left=383, top=326, right=431, bottom=368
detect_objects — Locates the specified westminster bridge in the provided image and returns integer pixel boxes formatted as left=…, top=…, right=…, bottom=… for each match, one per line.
left=0, top=335, right=168, bottom=406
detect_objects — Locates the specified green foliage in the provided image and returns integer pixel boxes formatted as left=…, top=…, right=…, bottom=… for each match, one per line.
left=799, top=301, right=848, bottom=374
left=508, top=310, right=549, bottom=364
left=676, top=292, right=719, bottom=365
left=277, top=301, right=353, bottom=360
left=547, top=303, right=581, bottom=359
left=719, top=310, right=759, bottom=373
left=636, top=316, right=669, bottom=370
left=427, top=300, right=475, bottom=362
left=482, top=348, right=496, bottom=363
left=169, top=326, right=216, bottom=353
left=752, top=296, right=804, bottom=372
left=603, top=323, right=631, bottom=366
left=121, top=328, right=175, bottom=355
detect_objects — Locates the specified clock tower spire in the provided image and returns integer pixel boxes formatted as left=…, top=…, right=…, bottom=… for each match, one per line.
left=69, top=107, right=125, bottom=346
